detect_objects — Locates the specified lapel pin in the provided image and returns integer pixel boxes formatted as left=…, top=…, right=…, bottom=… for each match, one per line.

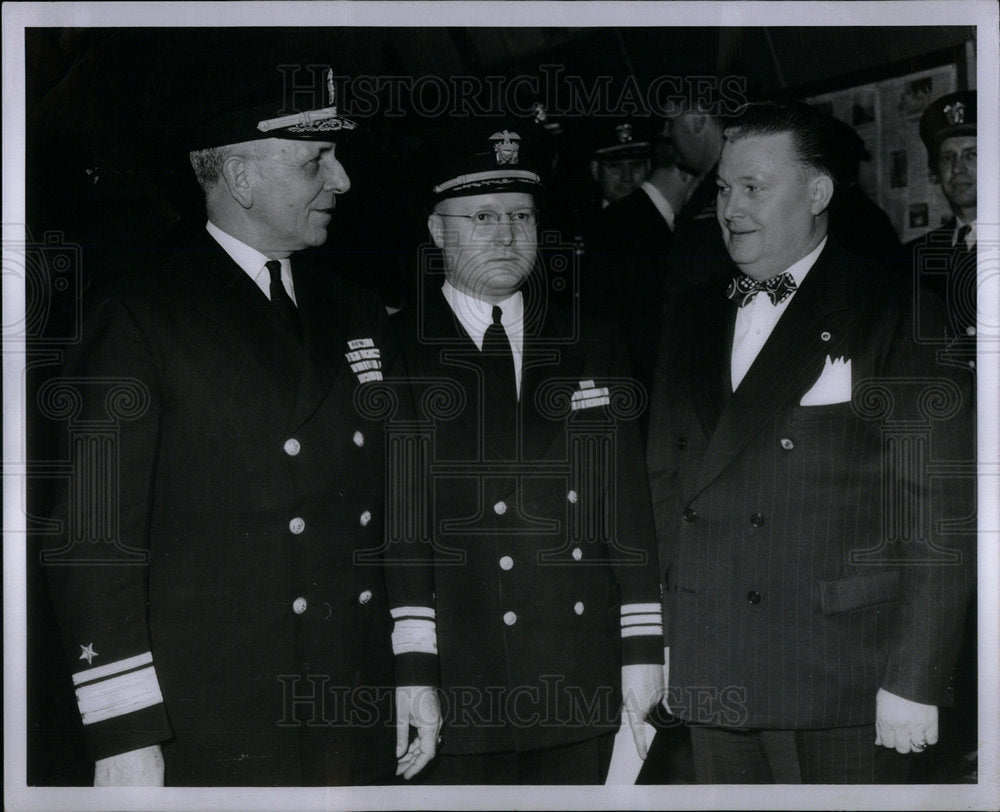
left=820, top=331, right=831, bottom=342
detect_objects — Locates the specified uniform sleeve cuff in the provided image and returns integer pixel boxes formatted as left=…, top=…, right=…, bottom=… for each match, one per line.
left=74, top=652, right=164, bottom=726
left=621, top=603, right=665, bottom=665
left=390, top=606, right=437, bottom=655
left=621, top=603, right=663, bottom=639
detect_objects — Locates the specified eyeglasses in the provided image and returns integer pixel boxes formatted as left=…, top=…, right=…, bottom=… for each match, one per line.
left=435, top=209, right=538, bottom=228
left=938, top=148, right=977, bottom=170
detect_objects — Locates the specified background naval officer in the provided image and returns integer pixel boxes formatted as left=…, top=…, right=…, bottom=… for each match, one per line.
left=907, top=90, right=978, bottom=345
left=393, top=124, right=664, bottom=784
left=43, top=75, right=440, bottom=786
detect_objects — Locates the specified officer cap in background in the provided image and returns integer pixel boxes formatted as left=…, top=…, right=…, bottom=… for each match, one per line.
left=919, top=90, right=977, bottom=158
left=430, top=121, right=545, bottom=202
left=189, top=67, right=359, bottom=153
left=588, top=119, right=652, bottom=162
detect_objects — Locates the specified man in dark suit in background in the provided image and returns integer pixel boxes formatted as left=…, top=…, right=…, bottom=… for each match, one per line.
left=646, top=102, right=974, bottom=783
left=587, top=108, right=724, bottom=402
left=43, top=77, right=440, bottom=786
left=393, top=124, right=664, bottom=784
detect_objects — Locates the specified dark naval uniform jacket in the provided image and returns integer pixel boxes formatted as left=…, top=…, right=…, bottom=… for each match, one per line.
left=43, top=228, right=437, bottom=785
left=906, top=221, right=978, bottom=365
left=392, top=287, right=663, bottom=755
left=646, top=239, right=975, bottom=731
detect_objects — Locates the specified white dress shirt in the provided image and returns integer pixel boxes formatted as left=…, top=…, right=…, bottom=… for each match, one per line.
left=641, top=181, right=676, bottom=231
left=442, top=281, right=524, bottom=398
left=731, top=237, right=827, bottom=391
left=206, top=220, right=296, bottom=304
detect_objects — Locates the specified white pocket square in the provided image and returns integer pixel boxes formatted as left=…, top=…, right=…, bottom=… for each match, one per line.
left=799, top=355, right=852, bottom=406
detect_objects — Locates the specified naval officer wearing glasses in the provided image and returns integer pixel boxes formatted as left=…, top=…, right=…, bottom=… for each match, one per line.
left=393, top=125, right=664, bottom=784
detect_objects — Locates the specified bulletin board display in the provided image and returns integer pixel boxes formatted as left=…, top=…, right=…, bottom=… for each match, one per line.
left=806, top=63, right=958, bottom=244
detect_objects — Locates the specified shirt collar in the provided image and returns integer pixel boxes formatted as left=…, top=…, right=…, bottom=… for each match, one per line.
left=781, top=235, right=828, bottom=288
left=441, top=281, right=523, bottom=350
left=641, top=181, right=676, bottom=230
left=205, top=220, right=293, bottom=301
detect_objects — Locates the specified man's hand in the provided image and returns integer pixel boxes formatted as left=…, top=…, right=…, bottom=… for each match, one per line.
left=395, top=685, right=442, bottom=780
left=622, top=663, right=664, bottom=760
left=94, top=744, right=164, bottom=786
left=875, top=687, right=938, bottom=754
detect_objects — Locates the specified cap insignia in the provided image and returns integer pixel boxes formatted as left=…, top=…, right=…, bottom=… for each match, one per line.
left=944, top=101, right=966, bottom=125
left=616, top=123, right=634, bottom=144
left=490, top=130, right=521, bottom=165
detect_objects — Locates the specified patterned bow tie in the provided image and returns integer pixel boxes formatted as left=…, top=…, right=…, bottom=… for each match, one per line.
left=726, top=271, right=798, bottom=307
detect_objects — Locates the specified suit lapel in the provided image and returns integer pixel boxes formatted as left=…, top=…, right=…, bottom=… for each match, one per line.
left=189, top=235, right=302, bottom=386
left=689, top=279, right=736, bottom=440
left=693, top=243, right=860, bottom=497
left=286, top=262, right=349, bottom=433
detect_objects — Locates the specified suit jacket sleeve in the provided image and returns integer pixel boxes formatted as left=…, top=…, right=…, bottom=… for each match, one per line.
left=877, top=290, right=975, bottom=706
left=644, top=297, right=684, bottom=650
left=43, top=291, right=172, bottom=762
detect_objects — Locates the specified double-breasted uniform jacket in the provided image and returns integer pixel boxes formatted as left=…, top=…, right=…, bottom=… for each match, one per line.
left=392, top=288, right=663, bottom=755
left=646, top=239, right=975, bottom=731
left=44, top=230, right=437, bottom=785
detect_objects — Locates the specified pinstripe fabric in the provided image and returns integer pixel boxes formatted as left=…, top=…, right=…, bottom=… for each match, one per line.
left=647, top=240, right=975, bottom=733
left=689, top=725, right=910, bottom=783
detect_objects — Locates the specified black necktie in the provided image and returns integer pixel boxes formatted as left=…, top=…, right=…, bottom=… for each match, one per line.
left=726, top=271, right=798, bottom=307
left=481, top=305, right=517, bottom=459
left=957, top=224, right=972, bottom=251
left=265, top=260, right=302, bottom=341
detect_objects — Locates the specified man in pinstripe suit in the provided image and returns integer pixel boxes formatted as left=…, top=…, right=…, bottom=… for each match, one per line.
left=645, top=102, right=975, bottom=783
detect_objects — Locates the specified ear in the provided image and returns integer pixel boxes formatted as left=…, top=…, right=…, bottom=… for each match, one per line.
left=808, top=173, right=835, bottom=215
left=589, top=160, right=600, bottom=183
left=220, top=154, right=254, bottom=209
left=427, top=213, right=446, bottom=249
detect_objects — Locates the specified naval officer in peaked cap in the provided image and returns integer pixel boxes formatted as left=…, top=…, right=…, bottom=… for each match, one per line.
left=907, top=90, right=978, bottom=348
left=393, top=122, right=664, bottom=784
left=44, top=70, right=441, bottom=786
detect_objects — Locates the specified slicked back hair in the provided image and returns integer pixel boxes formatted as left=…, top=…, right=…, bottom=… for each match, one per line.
left=723, top=101, right=840, bottom=185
